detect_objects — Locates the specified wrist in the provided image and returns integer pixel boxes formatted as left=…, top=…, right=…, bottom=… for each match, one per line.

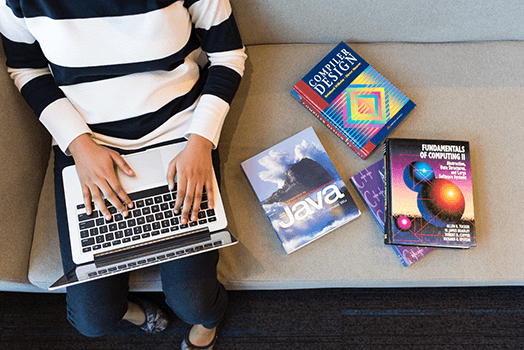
left=68, top=133, right=95, bottom=157
left=187, top=133, right=213, bottom=151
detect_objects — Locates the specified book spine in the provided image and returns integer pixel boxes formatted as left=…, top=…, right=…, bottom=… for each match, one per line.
left=383, top=139, right=393, bottom=245
left=292, top=82, right=366, bottom=159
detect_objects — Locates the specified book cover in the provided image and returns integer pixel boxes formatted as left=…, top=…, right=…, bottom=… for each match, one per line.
left=351, top=160, right=435, bottom=266
left=291, top=42, right=416, bottom=160
left=384, top=138, right=476, bottom=249
left=241, top=127, right=361, bottom=254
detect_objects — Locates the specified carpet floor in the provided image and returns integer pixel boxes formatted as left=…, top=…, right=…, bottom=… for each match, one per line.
left=1, top=287, right=523, bottom=349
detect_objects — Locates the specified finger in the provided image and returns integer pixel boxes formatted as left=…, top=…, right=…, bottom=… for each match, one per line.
left=174, top=173, right=186, bottom=215
left=190, top=184, right=204, bottom=222
left=90, top=186, right=111, bottom=220
left=181, top=187, right=195, bottom=225
left=110, top=151, right=135, bottom=177
left=166, top=159, right=177, bottom=191
left=105, top=179, right=131, bottom=216
left=205, top=181, right=215, bottom=210
left=110, top=155, right=134, bottom=210
left=82, top=185, right=93, bottom=215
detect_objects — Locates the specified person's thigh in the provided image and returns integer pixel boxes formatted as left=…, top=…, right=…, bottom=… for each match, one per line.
left=160, top=250, right=227, bottom=329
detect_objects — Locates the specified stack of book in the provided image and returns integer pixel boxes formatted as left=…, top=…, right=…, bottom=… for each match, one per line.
left=241, top=42, right=476, bottom=265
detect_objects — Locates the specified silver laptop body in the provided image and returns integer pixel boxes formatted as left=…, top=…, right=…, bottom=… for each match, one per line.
left=49, top=140, right=236, bottom=290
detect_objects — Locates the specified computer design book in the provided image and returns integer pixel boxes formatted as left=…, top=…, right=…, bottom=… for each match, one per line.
left=291, top=42, right=416, bottom=159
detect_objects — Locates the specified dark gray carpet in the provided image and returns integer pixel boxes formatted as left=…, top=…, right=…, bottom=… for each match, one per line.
left=1, top=287, right=523, bottom=349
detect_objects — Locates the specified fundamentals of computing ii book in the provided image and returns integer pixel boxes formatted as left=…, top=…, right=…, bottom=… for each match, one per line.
left=384, top=138, right=476, bottom=249
left=291, top=42, right=416, bottom=160
left=241, top=127, right=361, bottom=254
left=351, top=160, right=434, bottom=266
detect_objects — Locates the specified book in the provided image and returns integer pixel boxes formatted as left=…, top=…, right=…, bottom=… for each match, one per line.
left=291, top=42, right=416, bottom=160
left=351, top=160, right=435, bottom=266
left=383, top=138, right=476, bottom=249
left=241, top=127, right=361, bottom=254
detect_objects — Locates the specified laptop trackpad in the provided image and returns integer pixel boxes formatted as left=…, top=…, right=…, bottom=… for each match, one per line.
left=116, top=149, right=166, bottom=192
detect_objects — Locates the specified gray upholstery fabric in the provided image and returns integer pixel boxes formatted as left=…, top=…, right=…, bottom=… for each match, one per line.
left=27, top=41, right=524, bottom=290
left=232, top=0, right=524, bottom=45
left=2, top=0, right=523, bottom=291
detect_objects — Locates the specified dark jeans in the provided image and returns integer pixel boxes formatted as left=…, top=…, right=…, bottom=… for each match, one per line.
left=53, top=139, right=227, bottom=337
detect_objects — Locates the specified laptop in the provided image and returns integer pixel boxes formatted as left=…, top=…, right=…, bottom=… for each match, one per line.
left=49, top=140, right=237, bottom=290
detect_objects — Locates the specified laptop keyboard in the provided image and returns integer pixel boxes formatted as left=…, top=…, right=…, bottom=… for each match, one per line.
left=76, top=185, right=217, bottom=253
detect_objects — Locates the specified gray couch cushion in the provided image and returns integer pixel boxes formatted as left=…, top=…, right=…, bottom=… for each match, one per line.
left=232, top=0, right=524, bottom=45
left=29, top=41, right=524, bottom=290
left=0, top=44, right=51, bottom=292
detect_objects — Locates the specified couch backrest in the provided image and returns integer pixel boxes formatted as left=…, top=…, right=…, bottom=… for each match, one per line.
left=232, top=0, right=524, bottom=45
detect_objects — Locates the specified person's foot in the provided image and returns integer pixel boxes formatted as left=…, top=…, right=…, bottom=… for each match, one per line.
left=123, top=297, right=169, bottom=333
left=181, top=324, right=217, bottom=349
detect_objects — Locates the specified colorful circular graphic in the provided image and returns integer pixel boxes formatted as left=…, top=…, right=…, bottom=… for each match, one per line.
left=395, top=216, right=412, bottom=231
left=403, top=161, right=435, bottom=192
left=417, top=179, right=465, bottom=227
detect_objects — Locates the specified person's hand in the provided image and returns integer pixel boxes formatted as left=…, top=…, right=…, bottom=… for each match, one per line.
left=68, top=134, right=134, bottom=220
left=166, top=134, right=215, bottom=225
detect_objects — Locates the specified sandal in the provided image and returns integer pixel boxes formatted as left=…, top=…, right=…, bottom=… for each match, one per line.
left=128, top=296, right=169, bottom=334
left=181, top=330, right=218, bottom=350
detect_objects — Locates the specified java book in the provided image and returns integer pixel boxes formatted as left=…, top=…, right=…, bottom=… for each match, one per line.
left=241, top=127, right=361, bottom=254
left=351, top=160, right=434, bottom=266
left=291, top=42, right=416, bottom=160
left=384, top=138, right=476, bottom=249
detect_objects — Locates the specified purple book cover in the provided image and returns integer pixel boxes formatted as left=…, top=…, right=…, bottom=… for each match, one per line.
left=351, top=160, right=434, bottom=266
left=384, top=138, right=476, bottom=248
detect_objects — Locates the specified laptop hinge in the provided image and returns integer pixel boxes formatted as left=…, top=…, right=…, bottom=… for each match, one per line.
left=93, top=228, right=211, bottom=268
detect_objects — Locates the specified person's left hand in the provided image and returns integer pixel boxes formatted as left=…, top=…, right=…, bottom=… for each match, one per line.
left=166, top=134, right=215, bottom=225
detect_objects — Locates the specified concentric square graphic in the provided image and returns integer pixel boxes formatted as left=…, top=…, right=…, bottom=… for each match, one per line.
left=344, top=87, right=387, bottom=125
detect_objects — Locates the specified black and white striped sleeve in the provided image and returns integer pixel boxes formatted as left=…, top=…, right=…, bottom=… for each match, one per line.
left=184, top=0, right=247, bottom=146
left=0, top=3, right=91, bottom=153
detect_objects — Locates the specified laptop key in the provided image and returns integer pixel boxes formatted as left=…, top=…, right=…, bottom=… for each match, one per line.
left=78, top=211, right=99, bottom=222
left=79, top=220, right=95, bottom=230
left=81, top=238, right=95, bottom=247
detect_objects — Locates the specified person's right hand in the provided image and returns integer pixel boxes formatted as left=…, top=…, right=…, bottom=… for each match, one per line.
left=68, top=134, right=135, bottom=220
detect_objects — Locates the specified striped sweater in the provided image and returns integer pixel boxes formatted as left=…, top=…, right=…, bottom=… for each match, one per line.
left=0, top=0, right=247, bottom=153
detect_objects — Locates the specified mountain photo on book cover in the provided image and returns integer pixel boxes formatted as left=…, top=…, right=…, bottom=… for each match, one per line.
left=241, top=127, right=360, bottom=253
